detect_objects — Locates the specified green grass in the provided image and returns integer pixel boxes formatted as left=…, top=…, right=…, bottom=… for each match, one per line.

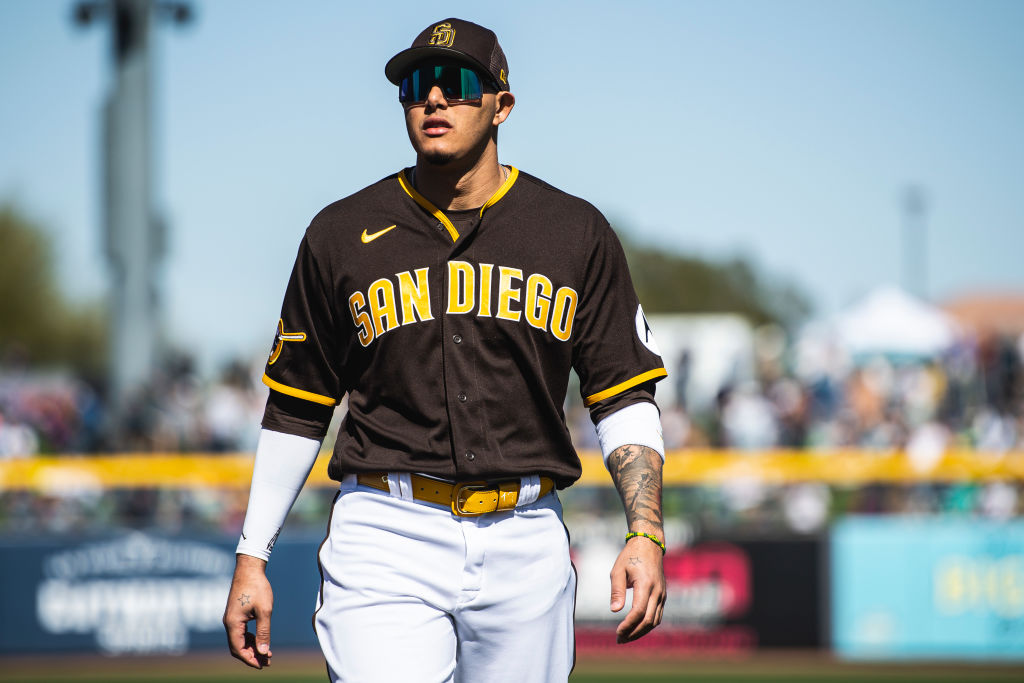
left=4, top=675, right=1024, bottom=683
left=572, top=676, right=1024, bottom=683
left=2, top=653, right=1022, bottom=683
left=573, top=675, right=1019, bottom=679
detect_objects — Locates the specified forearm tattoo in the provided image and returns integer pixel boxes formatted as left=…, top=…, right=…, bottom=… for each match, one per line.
left=607, top=444, right=664, bottom=537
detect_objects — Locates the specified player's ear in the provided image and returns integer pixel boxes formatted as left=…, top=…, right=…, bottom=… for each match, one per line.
left=493, top=91, right=515, bottom=125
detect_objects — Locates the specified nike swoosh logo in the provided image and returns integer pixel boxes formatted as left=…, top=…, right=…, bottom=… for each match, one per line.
left=361, top=225, right=397, bottom=243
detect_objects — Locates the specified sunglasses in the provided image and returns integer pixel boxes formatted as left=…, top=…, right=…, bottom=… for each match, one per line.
left=398, top=64, right=496, bottom=105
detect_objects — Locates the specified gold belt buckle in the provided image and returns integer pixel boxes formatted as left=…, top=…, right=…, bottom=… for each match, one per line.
left=451, top=482, right=494, bottom=516
left=451, top=481, right=520, bottom=516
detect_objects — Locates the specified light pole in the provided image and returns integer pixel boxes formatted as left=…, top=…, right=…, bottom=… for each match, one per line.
left=74, top=0, right=190, bottom=436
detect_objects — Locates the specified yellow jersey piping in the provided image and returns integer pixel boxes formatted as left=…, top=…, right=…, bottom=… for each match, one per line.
left=479, top=166, right=518, bottom=216
left=398, top=171, right=459, bottom=242
left=584, top=368, right=668, bottom=407
left=397, top=166, right=520, bottom=242
left=262, top=373, right=337, bottom=406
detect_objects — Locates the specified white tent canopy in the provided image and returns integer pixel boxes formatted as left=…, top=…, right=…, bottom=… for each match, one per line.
left=834, top=286, right=959, bottom=360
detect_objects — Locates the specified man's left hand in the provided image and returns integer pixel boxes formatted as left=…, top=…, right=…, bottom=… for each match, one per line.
left=609, top=534, right=666, bottom=643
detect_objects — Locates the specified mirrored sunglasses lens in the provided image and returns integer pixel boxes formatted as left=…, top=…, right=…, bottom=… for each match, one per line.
left=457, top=68, right=483, bottom=100
left=399, top=66, right=483, bottom=103
left=399, top=69, right=423, bottom=102
left=436, top=66, right=461, bottom=99
left=436, top=66, right=482, bottom=100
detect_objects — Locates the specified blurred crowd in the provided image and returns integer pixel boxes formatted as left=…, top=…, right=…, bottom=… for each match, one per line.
left=569, top=329, right=1024, bottom=457
left=1, top=325, right=1023, bottom=535
left=0, top=354, right=266, bottom=458
left=3, top=330, right=1022, bottom=460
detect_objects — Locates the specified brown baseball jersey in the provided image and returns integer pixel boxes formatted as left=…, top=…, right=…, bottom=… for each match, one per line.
left=261, top=167, right=667, bottom=487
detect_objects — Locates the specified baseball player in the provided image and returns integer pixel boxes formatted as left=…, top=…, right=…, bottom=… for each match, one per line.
left=223, top=18, right=668, bottom=682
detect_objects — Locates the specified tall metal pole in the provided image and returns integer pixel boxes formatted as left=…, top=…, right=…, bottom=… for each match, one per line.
left=75, top=0, right=190, bottom=434
left=106, top=0, right=157, bottom=421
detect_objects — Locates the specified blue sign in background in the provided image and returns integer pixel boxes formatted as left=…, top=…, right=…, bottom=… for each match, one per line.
left=831, top=517, right=1024, bottom=660
left=0, top=531, right=323, bottom=654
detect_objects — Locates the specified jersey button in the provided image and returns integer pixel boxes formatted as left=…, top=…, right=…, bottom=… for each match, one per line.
left=465, top=451, right=476, bottom=461
left=457, top=392, right=467, bottom=402
left=453, top=334, right=463, bottom=344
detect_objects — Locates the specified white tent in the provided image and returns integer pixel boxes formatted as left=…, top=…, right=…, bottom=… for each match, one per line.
left=835, top=286, right=959, bottom=360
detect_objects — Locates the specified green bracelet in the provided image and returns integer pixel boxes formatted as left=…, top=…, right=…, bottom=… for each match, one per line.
left=625, top=532, right=666, bottom=555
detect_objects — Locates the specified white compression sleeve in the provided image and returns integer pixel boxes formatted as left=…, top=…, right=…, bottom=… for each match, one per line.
left=595, top=401, right=665, bottom=467
left=236, top=428, right=322, bottom=561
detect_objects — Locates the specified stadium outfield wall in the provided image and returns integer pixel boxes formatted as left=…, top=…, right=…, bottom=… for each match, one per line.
left=1, top=451, right=1022, bottom=659
left=2, top=449, right=1023, bottom=491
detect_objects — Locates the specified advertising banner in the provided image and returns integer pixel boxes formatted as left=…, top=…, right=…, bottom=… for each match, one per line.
left=573, top=536, right=823, bottom=653
left=831, top=517, right=1024, bottom=660
left=0, top=532, right=322, bottom=654
left=1, top=528, right=824, bottom=655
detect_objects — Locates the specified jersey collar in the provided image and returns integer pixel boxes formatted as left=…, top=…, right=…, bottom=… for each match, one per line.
left=398, top=166, right=520, bottom=243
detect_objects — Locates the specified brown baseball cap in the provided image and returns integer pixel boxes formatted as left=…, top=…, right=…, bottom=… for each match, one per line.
left=385, top=18, right=510, bottom=90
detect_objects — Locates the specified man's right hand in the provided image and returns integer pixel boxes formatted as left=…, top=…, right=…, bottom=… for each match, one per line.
left=223, top=554, right=274, bottom=669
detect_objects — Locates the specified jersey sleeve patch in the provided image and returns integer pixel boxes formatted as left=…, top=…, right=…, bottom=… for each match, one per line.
left=583, top=367, right=668, bottom=407
left=267, top=319, right=308, bottom=365
left=635, top=304, right=661, bottom=356
left=262, top=373, right=338, bottom=407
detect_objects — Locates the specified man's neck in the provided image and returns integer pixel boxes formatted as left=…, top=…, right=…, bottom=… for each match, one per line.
left=413, top=151, right=506, bottom=211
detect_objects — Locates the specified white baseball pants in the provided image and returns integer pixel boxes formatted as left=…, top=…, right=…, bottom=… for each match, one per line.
left=313, top=475, right=577, bottom=682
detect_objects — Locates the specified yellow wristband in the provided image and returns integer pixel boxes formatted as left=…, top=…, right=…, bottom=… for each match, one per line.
left=625, top=531, right=666, bottom=555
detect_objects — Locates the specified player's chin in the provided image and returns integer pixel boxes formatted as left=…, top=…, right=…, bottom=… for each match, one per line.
left=413, top=138, right=455, bottom=165
left=423, top=150, right=455, bottom=166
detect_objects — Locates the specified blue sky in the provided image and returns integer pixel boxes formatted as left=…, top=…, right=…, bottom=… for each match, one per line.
left=2, top=0, right=1023, bottom=372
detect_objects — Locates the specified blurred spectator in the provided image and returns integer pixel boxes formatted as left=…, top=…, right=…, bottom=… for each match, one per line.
left=204, top=360, right=263, bottom=452
left=660, top=404, right=692, bottom=449
left=0, top=413, right=38, bottom=457
left=718, top=381, right=778, bottom=450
